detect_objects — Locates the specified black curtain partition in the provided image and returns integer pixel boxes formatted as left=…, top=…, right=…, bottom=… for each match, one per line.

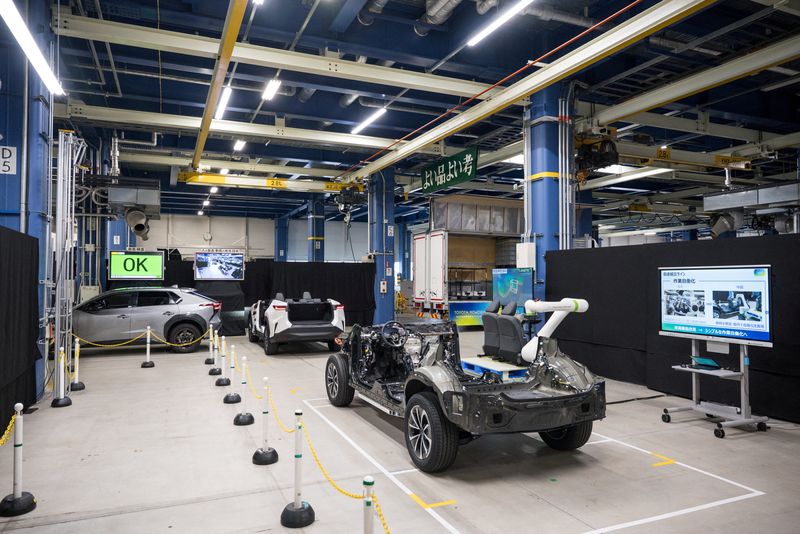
left=0, top=227, right=39, bottom=425
left=546, top=234, right=800, bottom=423
left=108, top=258, right=376, bottom=331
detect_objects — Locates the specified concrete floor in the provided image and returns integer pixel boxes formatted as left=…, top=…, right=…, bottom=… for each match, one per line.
left=1, top=330, right=799, bottom=533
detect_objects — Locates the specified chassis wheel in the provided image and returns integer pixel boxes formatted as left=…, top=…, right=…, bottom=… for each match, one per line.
left=325, top=354, right=354, bottom=407
left=404, top=392, right=459, bottom=473
left=247, top=319, right=258, bottom=343
left=169, top=323, right=202, bottom=353
left=264, top=334, right=278, bottom=355
left=539, top=421, right=593, bottom=451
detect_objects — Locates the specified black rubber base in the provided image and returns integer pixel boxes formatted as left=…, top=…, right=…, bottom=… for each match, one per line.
left=215, top=377, right=231, bottom=387
left=209, top=368, right=222, bottom=376
left=223, top=393, right=241, bottom=404
left=70, top=381, right=86, bottom=391
left=141, top=361, right=155, bottom=368
left=280, top=502, right=315, bottom=528
left=204, top=357, right=214, bottom=365
left=0, top=492, right=36, bottom=517
left=233, top=412, right=255, bottom=426
left=252, top=447, right=279, bottom=465
left=51, top=396, right=72, bottom=408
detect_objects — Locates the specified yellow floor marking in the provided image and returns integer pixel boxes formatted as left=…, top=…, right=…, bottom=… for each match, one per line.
left=651, top=452, right=676, bottom=467
left=409, top=493, right=457, bottom=509
left=289, top=387, right=301, bottom=395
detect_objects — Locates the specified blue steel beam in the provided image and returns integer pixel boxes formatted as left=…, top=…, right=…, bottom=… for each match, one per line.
left=369, top=167, right=395, bottom=324
left=307, top=194, right=325, bottom=262
left=329, top=0, right=370, bottom=33
left=275, top=216, right=288, bottom=262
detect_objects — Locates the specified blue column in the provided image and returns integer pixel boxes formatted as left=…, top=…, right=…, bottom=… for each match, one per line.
left=397, top=223, right=411, bottom=279
left=274, top=216, right=288, bottom=262
left=576, top=190, right=593, bottom=240
left=369, top=168, right=395, bottom=324
left=523, top=85, right=561, bottom=302
left=307, top=194, right=325, bottom=262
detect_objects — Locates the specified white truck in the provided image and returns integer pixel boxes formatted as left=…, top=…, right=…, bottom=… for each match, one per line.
left=248, top=292, right=346, bottom=355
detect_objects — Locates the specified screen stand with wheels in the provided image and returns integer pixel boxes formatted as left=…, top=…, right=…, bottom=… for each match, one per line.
left=662, top=339, right=769, bottom=439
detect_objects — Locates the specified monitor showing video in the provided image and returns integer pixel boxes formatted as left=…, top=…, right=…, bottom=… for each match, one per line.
left=194, top=252, right=245, bottom=281
left=660, top=265, right=771, bottom=346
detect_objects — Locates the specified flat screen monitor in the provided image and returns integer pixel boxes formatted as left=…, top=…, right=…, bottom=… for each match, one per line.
left=194, top=252, right=245, bottom=281
left=659, top=265, right=772, bottom=347
left=108, top=251, right=164, bottom=280
left=492, top=268, right=533, bottom=314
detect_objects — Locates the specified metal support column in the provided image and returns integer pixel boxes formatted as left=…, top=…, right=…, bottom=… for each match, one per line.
left=575, top=190, right=593, bottom=242
left=369, top=168, right=395, bottom=324
left=274, top=216, right=288, bottom=262
left=397, top=223, right=410, bottom=280
left=307, top=194, right=325, bottom=262
left=523, top=85, right=561, bottom=302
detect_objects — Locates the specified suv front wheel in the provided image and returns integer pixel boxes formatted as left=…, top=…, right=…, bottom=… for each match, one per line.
left=325, top=354, right=354, bottom=407
left=404, top=392, right=459, bottom=473
left=169, top=322, right=202, bottom=353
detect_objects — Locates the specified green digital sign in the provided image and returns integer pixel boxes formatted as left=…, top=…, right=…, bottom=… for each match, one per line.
left=108, top=251, right=164, bottom=280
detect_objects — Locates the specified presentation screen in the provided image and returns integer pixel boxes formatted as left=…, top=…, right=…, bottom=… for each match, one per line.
left=108, top=251, right=164, bottom=280
left=194, top=252, right=245, bottom=281
left=492, top=268, right=533, bottom=314
left=660, top=265, right=771, bottom=346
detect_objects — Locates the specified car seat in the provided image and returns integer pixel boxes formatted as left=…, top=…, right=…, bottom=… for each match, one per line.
left=481, top=300, right=501, bottom=357
left=497, top=301, right=525, bottom=366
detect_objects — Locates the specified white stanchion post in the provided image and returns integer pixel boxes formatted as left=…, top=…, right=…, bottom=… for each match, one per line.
left=51, top=347, right=72, bottom=408
left=205, top=328, right=214, bottom=364
left=252, top=377, right=279, bottom=465
left=233, top=356, right=254, bottom=425
left=215, top=342, right=230, bottom=386
left=0, top=404, right=36, bottom=516
left=363, top=476, right=375, bottom=534
left=71, top=338, right=85, bottom=391
left=223, top=344, right=240, bottom=403
left=280, top=409, right=315, bottom=527
left=142, top=326, right=155, bottom=368
left=209, top=333, right=222, bottom=376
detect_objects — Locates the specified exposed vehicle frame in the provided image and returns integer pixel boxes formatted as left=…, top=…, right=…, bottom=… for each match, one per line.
left=325, top=298, right=606, bottom=472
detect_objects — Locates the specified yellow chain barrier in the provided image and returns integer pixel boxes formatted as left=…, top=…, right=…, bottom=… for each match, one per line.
left=71, top=331, right=147, bottom=348
left=373, top=493, right=391, bottom=534
left=267, top=386, right=296, bottom=434
left=302, top=425, right=363, bottom=500
left=150, top=327, right=212, bottom=347
left=244, top=364, right=263, bottom=400
left=62, top=354, right=76, bottom=382
left=0, top=414, right=16, bottom=447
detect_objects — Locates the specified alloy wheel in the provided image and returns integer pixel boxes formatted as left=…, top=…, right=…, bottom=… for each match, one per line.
left=408, top=405, right=432, bottom=459
left=326, top=363, right=339, bottom=398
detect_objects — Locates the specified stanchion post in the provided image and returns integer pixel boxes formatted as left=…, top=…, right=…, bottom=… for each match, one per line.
left=281, top=410, right=315, bottom=528
left=233, top=356, right=255, bottom=426
left=71, top=338, right=85, bottom=391
left=0, top=404, right=36, bottom=516
left=205, top=330, right=216, bottom=365
left=215, top=342, right=231, bottom=386
left=141, top=326, right=155, bottom=368
left=51, top=346, right=72, bottom=408
left=223, top=344, right=241, bottom=403
left=363, top=476, right=375, bottom=534
left=209, top=332, right=222, bottom=375
left=252, top=377, right=278, bottom=465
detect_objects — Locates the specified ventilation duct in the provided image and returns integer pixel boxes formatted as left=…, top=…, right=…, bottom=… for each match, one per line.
left=124, top=208, right=150, bottom=240
left=358, top=0, right=391, bottom=25
left=107, top=186, right=161, bottom=242
left=415, top=0, right=464, bottom=36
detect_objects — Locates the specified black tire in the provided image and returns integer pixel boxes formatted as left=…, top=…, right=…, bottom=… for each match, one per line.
left=325, top=354, right=354, bottom=407
left=539, top=421, right=593, bottom=451
left=264, top=332, right=278, bottom=355
left=169, top=322, right=202, bottom=354
left=247, top=318, right=258, bottom=343
left=661, top=413, right=671, bottom=423
left=327, top=340, right=339, bottom=352
left=714, top=428, right=725, bottom=439
left=404, top=392, right=459, bottom=473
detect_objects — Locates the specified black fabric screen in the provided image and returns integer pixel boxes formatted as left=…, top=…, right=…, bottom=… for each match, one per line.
left=547, top=234, right=800, bottom=423
left=0, top=227, right=39, bottom=424
left=106, top=259, right=376, bottom=329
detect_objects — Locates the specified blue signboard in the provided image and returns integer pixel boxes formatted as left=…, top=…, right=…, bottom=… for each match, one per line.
left=450, top=301, right=491, bottom=327
left=492, top=268, right=533, bottom=314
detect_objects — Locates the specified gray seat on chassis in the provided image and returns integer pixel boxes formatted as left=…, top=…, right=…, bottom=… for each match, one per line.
left=482, top=300, right=501, bottom=357
left=497, top=301, right=525, bottom=366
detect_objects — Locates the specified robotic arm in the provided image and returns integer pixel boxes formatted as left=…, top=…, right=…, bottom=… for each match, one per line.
left=520, top=298, right=589, bottom=363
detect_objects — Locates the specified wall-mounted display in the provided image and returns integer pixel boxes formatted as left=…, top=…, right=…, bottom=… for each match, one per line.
left=194, top=252, right=245, bottom=281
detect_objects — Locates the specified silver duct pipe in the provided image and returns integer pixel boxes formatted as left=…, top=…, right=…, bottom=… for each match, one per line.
left=523, top=6, right=595, bottom=28
left=415, top=0, right=464, bottom=36
left=110, top=136, right=120, bottom=176
left=475, top=0, right=498, bottom=15
left=339, top=58, right=392, bottom=108
left=119, top=131, right=160, bottom=147
left=124, top=208, right=150, bottom=241
left=358, top=0, right=391, bottom=25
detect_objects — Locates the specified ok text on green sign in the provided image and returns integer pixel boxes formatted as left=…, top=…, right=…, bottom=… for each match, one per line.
left=421, top=147, right=478, bottom=194
left=109, top=251, right=164, bottom=280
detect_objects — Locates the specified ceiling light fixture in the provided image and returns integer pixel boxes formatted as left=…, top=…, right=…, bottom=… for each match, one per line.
left=503, top=154, right=525, bottom=166
left=197, top=210, right=204, bottom=216
left=252, top=0, right=264, bottom=5
left=0, top=0, right=65, bottom=95
left=351, top=107, right=387, bottom=135
left=233, top=139, right=246, bottom=151
left=214, top=86, right=232, bottom=120
left=219, top=169, right=229, bottom=175
left=210, top=186, right=219, bottom=193
left=203, top=200, right=210, bottom=207
left=262, top=79, right=282, bottom=100
left=467, top=0, right=536, bottom=47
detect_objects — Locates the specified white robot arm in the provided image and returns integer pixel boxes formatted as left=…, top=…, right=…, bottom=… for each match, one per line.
left=520, top=298, right=589, bottom=363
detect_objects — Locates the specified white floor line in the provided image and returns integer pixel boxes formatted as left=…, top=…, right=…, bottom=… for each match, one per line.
left=302, top=399, right=460, bottom=534
left=582, top=492, right=764, bottom=534
left=303, top=397, right=330, bottom=403
left=583, top=438, right=614, bottom=445
left=389, top=468, right=419, bottom=476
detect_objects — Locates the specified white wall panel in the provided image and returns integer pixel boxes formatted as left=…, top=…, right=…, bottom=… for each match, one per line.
left=138, top=215, right=275, bottom=258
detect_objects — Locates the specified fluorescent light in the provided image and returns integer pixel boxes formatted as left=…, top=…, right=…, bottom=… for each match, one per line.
left=1, top=0, right=64, bottom=95
left=660, top=144, right=668, bottom=150
left=253, top=0, right=264, bottom=5
left=467, top=0, right=536, bottom=47
left=219, top=169, right=229, bottom=175
left=203, top=200, right=210, bottom=206
left=233, top=139, right=246, bottom=151
left=215, top=86, right=232, bottom=120
left=351, top=107, right=387, bottom=135
left=596, top=164, right=637, bottom=174
left=210, top=186, right=219, bottom=193
left=644, top=231, right=657, bottom=236
left=503, top=154, right=525, bottom=165
left=262, top=79, right=281, bottom=100
left=197, top=210, right=204, bottom=216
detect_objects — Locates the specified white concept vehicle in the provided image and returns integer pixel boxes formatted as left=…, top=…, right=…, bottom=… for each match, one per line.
left=248, top=292, right=346, bottom=355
